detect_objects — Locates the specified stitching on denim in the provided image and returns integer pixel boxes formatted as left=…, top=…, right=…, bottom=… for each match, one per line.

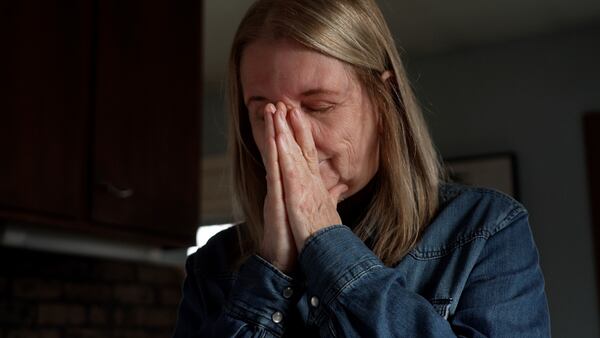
left=225, top=301, right=284, bottom=337
left=335, top=263, right=384, bottom=297
left=409, top=208, right=525, bottom=260
left=309, top=257, right=380, bottom=325
left=228, top=298, right=272, bottom=320
left=491, top=206, right=526, bottom=235
left=315, top=261, right=384, bottom=325
left=250, top=255, right=295, bottom=282
left=440, top=184, right=526, bottom=216
left=319, top=257, right=377, bottom=306
left=230, top=292, right=290, bottom=316
left=298, top=224, right=347, bottom=262
left=410, top=205, right=526, bottom=259
left=316, top=263, right=384, bottom=325
left=409, top=193, right=528, bottom=260
left=439, top=183, right=462, bottom=203
left=427, top=297, right=453, bottom=320
left=457, top=185, right=526, bottom=210
left=328, top=318, right=338, bottom=338
left=409, top=229, right=492, bottom=260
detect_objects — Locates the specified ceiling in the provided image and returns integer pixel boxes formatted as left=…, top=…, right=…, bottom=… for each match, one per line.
left=204, top=0, right=600, bottom=84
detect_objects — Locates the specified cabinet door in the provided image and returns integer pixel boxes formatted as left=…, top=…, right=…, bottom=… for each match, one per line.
left=93, top=0, right=201, bottom=243
left=0, top=0, right=92, bottom=219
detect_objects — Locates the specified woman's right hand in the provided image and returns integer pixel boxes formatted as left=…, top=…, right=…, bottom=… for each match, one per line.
left=258, top=102, right=298, bottom=274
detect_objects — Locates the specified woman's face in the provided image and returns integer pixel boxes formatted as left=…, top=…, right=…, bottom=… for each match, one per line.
left=240, top=39, right=380, bottom=199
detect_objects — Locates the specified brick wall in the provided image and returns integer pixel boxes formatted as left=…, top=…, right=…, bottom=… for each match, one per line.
left=0, top=246, right=184, bottom=338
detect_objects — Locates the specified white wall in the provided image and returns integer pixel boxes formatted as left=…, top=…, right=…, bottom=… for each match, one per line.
left=409, top=24, right=600, bottom=337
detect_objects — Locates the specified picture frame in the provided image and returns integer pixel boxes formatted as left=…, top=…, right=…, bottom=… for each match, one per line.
left=444, top=152, right=519, bottom=200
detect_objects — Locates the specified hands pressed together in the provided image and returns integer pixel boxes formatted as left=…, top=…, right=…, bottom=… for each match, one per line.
left=258, top=102, right=348, bottom=273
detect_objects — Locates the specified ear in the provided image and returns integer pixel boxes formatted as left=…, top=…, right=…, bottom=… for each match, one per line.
left=380, top=70, right=393, bottom=83
left=377, top=70, right=393, bottom=134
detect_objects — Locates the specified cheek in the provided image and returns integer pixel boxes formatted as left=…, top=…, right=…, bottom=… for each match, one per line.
left=313, top=124, right=356, bottom=172
left=310, top=119, right=339, bottom=153
left=322, top=119, right=375, bottom=174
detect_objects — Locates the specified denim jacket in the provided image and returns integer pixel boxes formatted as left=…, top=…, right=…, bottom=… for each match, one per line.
left=173, top=184, right=551, bottom=337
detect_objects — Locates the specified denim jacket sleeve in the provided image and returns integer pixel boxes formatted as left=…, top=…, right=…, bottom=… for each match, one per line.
left=173, top=248, right=301, bottom=337
left=298, top=217, right=549, bottom=337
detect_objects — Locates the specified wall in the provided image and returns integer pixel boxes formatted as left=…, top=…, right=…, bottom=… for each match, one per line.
left=203, top=85, right=229, bottom=157
left=0, top=246, right=183, bottom=338
left=409, top=24, right=600, bottom=337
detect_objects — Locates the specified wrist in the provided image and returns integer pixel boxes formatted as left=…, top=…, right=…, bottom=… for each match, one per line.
left=258, top=248, right=297, bottom=274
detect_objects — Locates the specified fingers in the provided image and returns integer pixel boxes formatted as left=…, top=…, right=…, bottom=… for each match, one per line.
left=269, top=102, right=343, bottom=251
left=263, top=103, right=287, bottom=232
left=263, top=103, right=292, bottom=245
left=261, top=103, right=299, bottom=272
left=264, top=103, right=282, bottom=188
left=272, top=101, right=325, bottom=197
left=273, top=102, right=316, bottom=171
left=289, top=107, right=319, bottom=173
left=273, top=103, right=306, bottom=185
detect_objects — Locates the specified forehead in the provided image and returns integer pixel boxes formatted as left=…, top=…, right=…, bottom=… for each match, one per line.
left=240, top=39, right=353, bottom=101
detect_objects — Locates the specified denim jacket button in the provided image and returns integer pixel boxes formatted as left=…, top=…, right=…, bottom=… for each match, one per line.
left=271, top=311, right=283, bottom=324
left=310, top=296, right=320, bottom=307
left=282, top=286, right=294, bottom=299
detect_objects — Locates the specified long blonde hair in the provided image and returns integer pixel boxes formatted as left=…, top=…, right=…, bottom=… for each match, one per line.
left=228, top=0, right=442, bottom=268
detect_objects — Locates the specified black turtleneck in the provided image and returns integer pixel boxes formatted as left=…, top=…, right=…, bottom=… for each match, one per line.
left=336, top=174, right=378, bottom=231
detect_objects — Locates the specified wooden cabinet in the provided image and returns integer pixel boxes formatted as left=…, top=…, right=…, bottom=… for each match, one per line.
left=0, top=0, right=92, bottom=220
left=0, top=0, right=201, bottom=247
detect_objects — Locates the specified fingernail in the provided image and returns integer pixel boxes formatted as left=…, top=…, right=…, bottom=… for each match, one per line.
left=266, top=103, right=276, bottom=114
left=277, top=102, right=286, bottom=112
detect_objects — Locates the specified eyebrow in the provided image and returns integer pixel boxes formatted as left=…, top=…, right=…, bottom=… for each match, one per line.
left=246, top=88, right=340, bottom=106
left=300, top=88, right=340, bottom=97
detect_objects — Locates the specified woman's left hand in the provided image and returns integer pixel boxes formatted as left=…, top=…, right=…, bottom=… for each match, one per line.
left=272, top=103, right=348, bottom=253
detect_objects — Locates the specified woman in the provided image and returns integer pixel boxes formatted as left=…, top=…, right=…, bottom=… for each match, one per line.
left=174, top=0, right=550, bottom=336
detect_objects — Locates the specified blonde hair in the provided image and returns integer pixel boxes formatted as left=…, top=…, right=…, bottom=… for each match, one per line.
left=228, top=0, right=442, bottom=268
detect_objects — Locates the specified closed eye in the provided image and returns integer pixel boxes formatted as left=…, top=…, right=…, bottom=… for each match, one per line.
left=304, top=105, right=334, bottom=114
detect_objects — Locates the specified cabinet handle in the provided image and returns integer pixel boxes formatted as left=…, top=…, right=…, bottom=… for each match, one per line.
left=98, top=181, right=134, bottom=199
